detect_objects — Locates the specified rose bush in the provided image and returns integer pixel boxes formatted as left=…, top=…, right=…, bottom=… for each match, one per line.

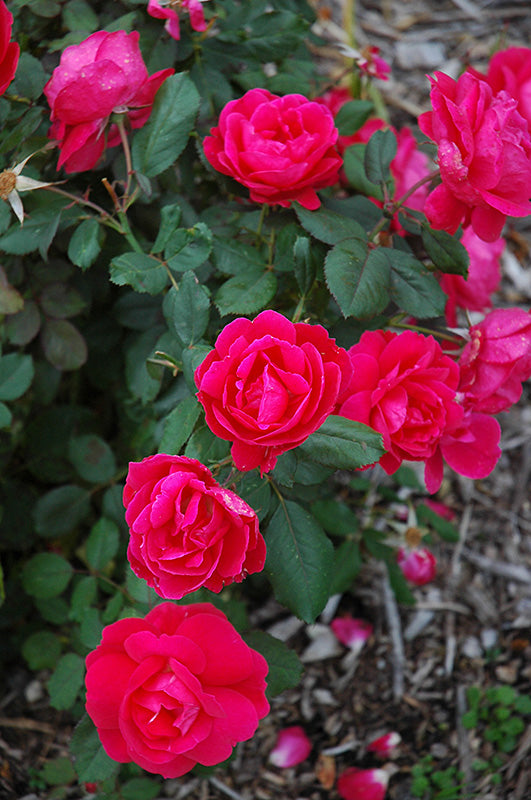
left=0, top=1, right=19, bottom=96
left=195, top=309, right=352, bottom=473
left=85, top=602, right=269, bottom=778
left=418, top=70, right=531, bottom=241
left=203, top=88, right=342, bottom=209
left=337, top=330, right=463, bottom=485
left=123, top=454, right=266, bottom=599
left=147, top=0, right=209, bottom=40
left=44, top=30, right=173, bottom=172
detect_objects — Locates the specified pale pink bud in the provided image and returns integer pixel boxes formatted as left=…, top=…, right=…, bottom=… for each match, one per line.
left=337, top=767, right=389, bottom=800
left=330, top=615, right=373, bottom=654
left=397, top=547, right=436, bottom=586
left=367, top=731, right=402, bottom=758
left=269, top=726, right=312, bottom=768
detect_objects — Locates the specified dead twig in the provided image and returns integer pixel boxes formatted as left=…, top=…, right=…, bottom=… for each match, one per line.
left=382, top=569, right=405, bottom=701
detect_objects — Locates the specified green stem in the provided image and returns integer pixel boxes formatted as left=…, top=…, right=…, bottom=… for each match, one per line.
left=44, top=185, right=118, bottom=228
left=255, top=203, right=269, bottom=242
left=390, top=320, right=463, bottom=344
left=367, top=169, right=440, bottom=242
left=344, top=0, right=356, bottom=50
left=116, top=116, right=134, bottom=201
left=292, top=295, right=306, bottom=324
left=117, top=208, right=144, bottom=254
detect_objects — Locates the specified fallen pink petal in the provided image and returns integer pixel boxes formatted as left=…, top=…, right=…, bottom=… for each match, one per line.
left=331, top=616, right=374, bottom=653
left=269, top=726, right=312, bottom=768
left=367, top=731, right=402, bottom=757
left=337, top=767, right=389, bottom=800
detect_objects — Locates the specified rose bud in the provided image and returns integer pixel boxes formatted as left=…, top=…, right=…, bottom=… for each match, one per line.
left=397, top=546, right=436, bottom=586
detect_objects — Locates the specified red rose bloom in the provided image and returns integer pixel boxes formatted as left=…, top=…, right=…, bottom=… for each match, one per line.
left=195, top=310, right=352, bottom=473
left=44, top=30, right=173, bottom=173
left=337, top=329, right=463, bottom=477
left=457, top=308, right=531, bottom=413
left=124, top=454, right=266, bottom=599
left=418, top=70, right=531, bottom=242
left=203, top=88, right=342, bottom=210
left=0, top=1, right=19, bottom=96
left=85, top=602, right=269, bottom=778
left=475, top=47, right=531, bottom=129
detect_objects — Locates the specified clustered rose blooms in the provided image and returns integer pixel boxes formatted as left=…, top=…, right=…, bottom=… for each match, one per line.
left=195, top=309, right=352, bottom=473
left=123, top=454, right=266, bottom=599
left=203, top=88, right=342, bottom=210
left=418, top=70, right=531, bottom=242
left=457, top=308, right=531, bottom=414
left=396, top=546, right=437, bottom=586
left=43, top=30, right=173, bottom=173
left=147, top=0, right=209, bottom=41
left=85, top=602, right=269, bottom=778
left=440, top=226, right=503, bottom=326
left=0, top=1, right=19, bottom=96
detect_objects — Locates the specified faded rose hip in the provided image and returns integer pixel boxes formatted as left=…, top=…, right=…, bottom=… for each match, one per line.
left=124, top=454, right=266, bottom=599
left=195, top=310, right=352, bottom=474
left=85, top=602, right=269, bottom=778
left=203, top=88, right=342, bottom=210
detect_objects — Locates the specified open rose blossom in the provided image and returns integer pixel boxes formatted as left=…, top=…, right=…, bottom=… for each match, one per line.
left=85, top=602, right=269, bottom=778
left=147, top=0, right=209, bottom=41
left=475, top=47, right=531, bottom=129
left=269, top=726, right=312, bottom=768
left=418, top=70, right=531, bottom=242
left=440, top=226, right=503, bottom=326
left=0, top=1, right=19, bottom=96
left=337, top=330, right=463, bottom=481
left=195, top=310, right=352, bottom=473
left=457, top=308, right=531, bottom=413
left=124, top=454, right=266, bottom=599
left=44, top=30, right=173, bottom=173
left=337, top=768, right=389, bottom=800
left=397, top=546, right=436, bottom=586
left=203, top=88, right=342, bottom=210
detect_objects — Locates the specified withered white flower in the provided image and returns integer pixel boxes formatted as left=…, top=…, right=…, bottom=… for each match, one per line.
left=0, top=152, right=56, bottom=225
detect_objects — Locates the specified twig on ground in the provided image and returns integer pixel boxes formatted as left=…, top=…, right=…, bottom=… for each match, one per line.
left=462, top=549, right=531, bottom=583
left=382, top=569, right=405, bottom=700
left=209, top=777, right=247, bottom=800
left=456, top=685, right=473, bottom=790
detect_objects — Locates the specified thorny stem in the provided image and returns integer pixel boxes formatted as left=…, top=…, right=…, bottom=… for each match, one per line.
left=116, top=116, right=134, bottom=201
left=390, top=319, right=463, bottom=344
left=164, top=263, right=180, bottom=291
left=44, top=185, right=119, bottom=228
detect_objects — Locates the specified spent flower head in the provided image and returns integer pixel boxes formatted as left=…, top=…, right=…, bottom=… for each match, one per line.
left=0, top=152, right=57, bottom=225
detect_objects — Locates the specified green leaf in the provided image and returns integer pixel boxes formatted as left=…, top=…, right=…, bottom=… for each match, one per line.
left=330, top=539, right=362, bottom=594
left=514, top=694, right=531, bottom=714
left=62, top=0, right=99, bottom=32
left=70, top=576, right=98, bottom=624
left=184, top=424, right=230, bottom=464
left=22, top=552, right=73, bottom=598
left=0, top=401, right=11, bottom=428
left=163, top=273, right=210, bottom=346
left=422, top=224, right=469, bottom=276
left=165, top=223, right=212, bottom=272
left=215, top=268, right=277, bottom=316
left=0, top=205, right=61, bottom=259
left=48, top=654, right=85, bottom=710
left=122, top=778, right=161, bottom=800
left=132, top=72, right=200, bottom=177
left=41, top=319, right=88, bottom=371
left=311, top=499, right=359, bottom=537
left=343, top=144, right=384, bottom=200
left=293, top=235, right=317, bottom=295
left=325, top=240, right=390, bottom=318
left=0, top=353, right=34, bottom=401
left=152, top=204, right=182, bottom=253
left=158, top=394, right=201, bottom=454
left=41, top=756, right=76, bottom=787
left=416, top=503, right=459, bottom=542
left=265, top=500, right=334, bottom=623
left=387, top=249, right=447, bottom=318
left=79, top=607, right=103, bottom=649
left=299, top=416, right=385, bottom=470
left=5, top=300, right=41, bottom=345
left=386, top=559, right=416, bottom=605
left=461, top=710, right=478, bottom=729
left=244, top=630, right=303, bottom=698
left=68, top=219, right=104, bottom=269
left=334, top=100, right=374, bottom=136
left=71, top=714, right=119, bottom=783
left=68, top=435, right=117, bottom=483
left=212, top=237, right=266, bottom=275
left=364, top=128, right=397, bottom=185
left=0, top=266, right=24, bottom=314
left=85, top=518, right=120, bottom=571
left=235, top=472, right=271, bottom=522
left=125, top=328, right=164, bottom=403
left=109, top=252, right=168, bottom=295
left=294, top=203, right=367, bottom=245
left=22, top=631, right=61, bottom=670
left=33, top=485, right=91, bottom=538
left=11, top=52, right=47, bottom=100
left=40, top=283, right=86, bottom=319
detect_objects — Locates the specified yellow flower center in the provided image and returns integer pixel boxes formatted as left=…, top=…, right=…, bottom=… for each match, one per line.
left=0, top=170, right=16, bottom=200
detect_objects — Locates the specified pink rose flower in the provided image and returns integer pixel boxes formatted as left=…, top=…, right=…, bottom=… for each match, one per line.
left=269, top=726, right=312, bottom=768
left=457, top=307, right=531, bottom=414
left=337, top=330, right=463, bottom=480
left=330, top=615, right=373, bottom=655
left=475, top=47, right=531, bottom=129
left=124, top=454, right=266, bottom=599
left=0, top=1, right=19, bottom=96
left=203, top=88, right=342, bottom=210
left=44, top=30, right=174, bottom=173
left=85, top=602, right=269, bottom=778
left=337, top=767, right=389, bottom=800
left=367, top=732, right=401, bottom=758
left=195, top=310, right=352, bottom=474
left=418, top=70, right=531, bottom=242
left=397, top=546, right=436, bottom=586
left=440, top=226, right=503, bottom=326
left=147, top=0, right=208, bottom=41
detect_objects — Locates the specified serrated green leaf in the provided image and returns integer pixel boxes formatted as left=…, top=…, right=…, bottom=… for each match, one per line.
left=151, top=204, right=182, bottom=253
left=69, top=435, right=117, bottom=483
left=293, top=235, right=317, bottom=295
left=215, top=268, right=277, bottom=316
left=387, top=249, right=447, bottom=318
left=235, top=471, right=271, bottom=522
left=33, top=485, right=91, bottom=538
left=325, top=240, right=390, bottom=318
left=364, top=128, right=397, bottom=185
left=163, top=273, right=210, bottom=345
left=71, top=714, right=119, bottom=783
left=299, top=416, right=385, bottom=470
left=311, top=498, right=359, bottom=537
left=422, top=224, right=469, bottom=277
left=343, top=144, right=384, bottom=200
left=85, top=518, right=120, bottom=571
left=41, top=319, right=88, bottom=371
left=165, top=223, right=212, bottom=272
left=109, top=252, right=168, bottom=295
left=132, top=72, right=200, bottom=177
left=0, top=203, right=60, bottom=258
left=5, top=300, right=41, bottom=346
left=294, top=202, right=367, bottom=245
left=212, top=237, right=266, bottom=275
left=0, top=266, right=23, bottom=314
left=158, top=394, right=201, bottom=454
left=48, top=654, right=85, bottom=710
left=122, top=778, right=161, bottom=800
left=244, top=630, right=303, bottom=698
left=11, top=52, right=47, bottom=100
left=265, top=500, right=333, bottom=623
left=68, top=219, right=104, bottom=269
left=334, top=99, right=374, bottom=136
left=62, top=0, right=98, bottom=32
left=330, top=540, right=362, bottom=594
left=0, top=353, right=34, bottom=401
left=22, top=631, right=61, bottom=669
left=40, top=283, right=86, bottom=319
left=22, top=552, right=73, bottom=598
